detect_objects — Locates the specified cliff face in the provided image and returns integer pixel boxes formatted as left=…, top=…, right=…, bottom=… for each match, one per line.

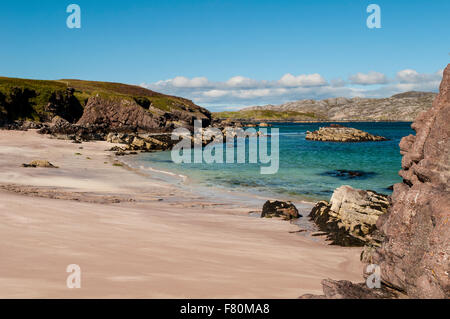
left=76, top=96, right=164, bottom=131
left=374, top=64, right=450, bottom=298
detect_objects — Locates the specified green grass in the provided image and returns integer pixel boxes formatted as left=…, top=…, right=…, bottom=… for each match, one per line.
left=0, top=76, right=206, bottom=122
left=213, top=110, right=325, bottom=121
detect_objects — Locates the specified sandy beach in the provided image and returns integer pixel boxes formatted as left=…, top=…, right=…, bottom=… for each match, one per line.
left=0, top=130, right=363, bottom=298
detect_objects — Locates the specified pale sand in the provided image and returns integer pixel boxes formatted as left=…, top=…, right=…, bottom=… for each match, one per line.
left=0, top=130, right=363, bottom=298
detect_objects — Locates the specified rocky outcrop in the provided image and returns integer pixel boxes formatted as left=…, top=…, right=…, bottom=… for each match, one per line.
left=372, top=64, right=450, bottom=299
left=299, top=279, right=401, bottom=299
left=77, top=96, right=164, bottom=131
left=309, top=186, right=389, bottom=246
left=261, top=200, right=301, bottom=220
left=306, top=126, right=387, bottom=142
left=38, top=116, right=108, bottom=141
left=106, top=132, right=172, bottom=152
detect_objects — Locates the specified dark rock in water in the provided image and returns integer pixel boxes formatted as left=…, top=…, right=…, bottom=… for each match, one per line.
left=308, top=185, right=389, bottom=246
left=386, top=185, right=394, bottom=191
left=321, top=170, right=376, bottom=180
left=261, top=200, right=301, bottom=220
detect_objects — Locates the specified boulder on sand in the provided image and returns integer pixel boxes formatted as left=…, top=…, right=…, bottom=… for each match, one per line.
left=308, top=185, right=389, bottom=246
left=261, top=200, right=301, bottom=220
left=22, top=160, right=58, bottom=168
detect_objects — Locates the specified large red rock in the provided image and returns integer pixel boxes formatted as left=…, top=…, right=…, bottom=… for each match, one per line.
left=299, top=65, right=449, bottom=299
left=77, top=96, right=164, bottom=131
left=374, top=64, right=450, bottom=298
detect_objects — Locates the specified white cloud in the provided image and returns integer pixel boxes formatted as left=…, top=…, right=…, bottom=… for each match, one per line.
left=171, top=76, right=210, bottom=88
left=278, top=73, right=327, bottom=87
left=396, top=69, right=442, bottom=84
left=141, top=68, right=443, bottom=109
left=349, top=71, right=388, bottom=85
left=203, top=89, right=228, bottom=98
left=225, top=76, right=260, bottom=88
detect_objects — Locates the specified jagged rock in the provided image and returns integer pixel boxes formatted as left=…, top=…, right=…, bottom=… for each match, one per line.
left=38, top=121, right=108, bottom=141
left=302, top=64, right=450, bottom=300
left=77, top=96, right=164, bottom=131
left=299, top=279, right=401, bottom=299
left=22, top=160, right=57, bottom=168
left=308, top=186, right=389, bottom=246
left=261, top=200, right=301, bottom=220
left=51, top=115, right=70, bottom=127
left=306, top=126, right=387, bottom=142
left=106, top=132, right=171, bottom=152
left=106, top=132, right=134, bottom=144
left=373, top=64, right=450, bottom=299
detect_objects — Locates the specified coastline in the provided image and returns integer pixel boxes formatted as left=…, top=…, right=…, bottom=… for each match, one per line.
left=0, top=129, right=363, bottom=298
left=119, top=152, right=318, bottom=209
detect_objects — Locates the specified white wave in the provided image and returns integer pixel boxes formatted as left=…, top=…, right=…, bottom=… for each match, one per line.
left=138, top=165, right=187, bottom=181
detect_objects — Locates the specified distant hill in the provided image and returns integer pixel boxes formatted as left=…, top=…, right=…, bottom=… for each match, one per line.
left=0, top=77, right=210, bottom=126
left=213, top=91, right=437, bottom=122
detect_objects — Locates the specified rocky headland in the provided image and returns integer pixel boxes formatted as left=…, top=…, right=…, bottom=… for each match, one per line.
left=0, top=77, right=212, bottom=142
left=0, top=77, right=255, bottom=154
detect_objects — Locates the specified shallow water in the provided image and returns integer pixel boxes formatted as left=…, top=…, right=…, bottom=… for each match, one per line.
left=126, top=122, right=413, bottom=202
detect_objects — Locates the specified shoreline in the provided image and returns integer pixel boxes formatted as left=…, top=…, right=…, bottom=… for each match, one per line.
left=0, top=129, right=363, bottom=298
left=119, top=153, right=319, bottom=209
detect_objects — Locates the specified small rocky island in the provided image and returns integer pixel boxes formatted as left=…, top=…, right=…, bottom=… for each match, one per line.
left=306, top=125, right=387, bottom=142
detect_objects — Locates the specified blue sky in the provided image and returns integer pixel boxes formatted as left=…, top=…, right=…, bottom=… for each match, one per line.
left=0, top=0, right=448, bottom=110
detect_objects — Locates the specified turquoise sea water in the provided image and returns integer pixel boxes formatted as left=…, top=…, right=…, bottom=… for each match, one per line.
left=127, top=122, right=414, bottom=202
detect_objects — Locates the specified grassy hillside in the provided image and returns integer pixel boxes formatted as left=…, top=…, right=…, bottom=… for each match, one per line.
left=0, top=76, right=208, bottom=123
